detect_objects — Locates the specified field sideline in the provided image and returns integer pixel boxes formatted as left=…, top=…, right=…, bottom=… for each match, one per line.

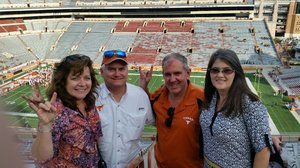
left=1, top=70, right=300, bottom=133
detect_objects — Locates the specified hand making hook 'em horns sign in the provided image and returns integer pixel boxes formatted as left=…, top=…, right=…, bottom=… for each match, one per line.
left=23, top=92, right=57, bottom=126
left=26, top=54, right=102, bottom=167
left=21, top=83, right=45, bottom=105
left=139, top=65, right=153, bottom=91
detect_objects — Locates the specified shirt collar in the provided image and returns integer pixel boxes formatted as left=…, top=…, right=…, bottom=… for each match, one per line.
left=100, top=83, right=110, bottom=99
left=100, top=83, right=128, bottom=100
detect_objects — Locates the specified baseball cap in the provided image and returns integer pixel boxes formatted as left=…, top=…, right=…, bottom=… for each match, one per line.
left=102, top=50, right=128, bottom=65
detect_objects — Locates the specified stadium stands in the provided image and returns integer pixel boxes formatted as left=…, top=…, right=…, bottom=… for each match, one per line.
left=0, top=0, right=254, bottom=8
left=0, top=19, right=26, bottom=33
left=115, top=21, right=193, bottom=33
left=278, top=68, right=300, bottom=96
left=23, top=20, right=71, bottom=32
left=90, top=22, right=116, bottom=33
left=19, top=32, right=60, bottom=59
left=0, top=35, right=37, bottom=70
left=0, top=19, right=281, bottom=71
left=47, top=32, right=86, bottom=60
left=105, top=33, right=135, bottom=50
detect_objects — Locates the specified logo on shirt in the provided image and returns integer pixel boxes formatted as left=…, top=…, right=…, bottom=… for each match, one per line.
left=96, top=105, right=104, bottom=112
left=183, top=117, right=194, bottom=124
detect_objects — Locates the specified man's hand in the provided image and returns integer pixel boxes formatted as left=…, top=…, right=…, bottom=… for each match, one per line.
left=139, top=65, right=153, bottom=90
left=272, top=136, right=282, bottom=153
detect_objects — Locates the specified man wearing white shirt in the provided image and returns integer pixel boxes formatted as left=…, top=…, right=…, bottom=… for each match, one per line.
left=97, top=50, right=154, bottom=168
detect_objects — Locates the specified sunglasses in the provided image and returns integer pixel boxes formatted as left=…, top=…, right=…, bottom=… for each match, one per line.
left=209, top=67, right=235, bottom=75
left=165, top=107, right=175, bottom=128
left=58, top=55, right=91, bottom=71
left=63, top=55, right=90, bottom=62
left=62, top=54, right=91, bottom=63
left=103, top=50, right=126, bottom=58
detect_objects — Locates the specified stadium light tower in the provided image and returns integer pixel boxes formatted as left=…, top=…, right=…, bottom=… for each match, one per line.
left=254, top=66, right=262, bottom=98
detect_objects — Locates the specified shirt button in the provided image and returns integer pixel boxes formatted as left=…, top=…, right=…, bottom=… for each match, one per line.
left=118, top=134, right=120, bottom=137
left=118, top=120, right=120, bottom=122
left=117, top=149, right=120, bottom=152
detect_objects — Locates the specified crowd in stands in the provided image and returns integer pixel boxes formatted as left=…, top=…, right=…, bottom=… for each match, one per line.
left=0, top=68, right=52, bottom=96
left=282, top=37, right=300, bottom=49
left=280, top=37, right=300, bottom=59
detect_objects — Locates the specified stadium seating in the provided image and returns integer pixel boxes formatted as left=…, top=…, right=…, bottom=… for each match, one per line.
left=19, top=32, right=60, bottom=59
left=24, top=20, right=71, bottom=32
left=0, top=35, right=37, bottom=70
left=0, top=20, right=281, bottom=70
left=278, top=68, right=300, bottom=95
left=0, top=0, right=255, bottom=9
left=0, top=19, right=27, bottom=33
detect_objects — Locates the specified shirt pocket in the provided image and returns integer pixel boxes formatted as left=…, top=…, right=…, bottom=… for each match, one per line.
left=122, top=109, right=146, bottom=141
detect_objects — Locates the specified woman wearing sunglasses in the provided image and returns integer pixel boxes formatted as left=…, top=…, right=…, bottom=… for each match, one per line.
left=200, top=49, right=272, bottom=167
left=23, top=54, right=102, bottom=167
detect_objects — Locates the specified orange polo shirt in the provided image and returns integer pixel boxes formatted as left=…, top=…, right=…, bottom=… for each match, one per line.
left=150, top=82, right=204, bottom=168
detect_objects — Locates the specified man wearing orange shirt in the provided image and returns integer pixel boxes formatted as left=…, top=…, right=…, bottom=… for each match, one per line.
left=139, top=53, right=204, bottom=168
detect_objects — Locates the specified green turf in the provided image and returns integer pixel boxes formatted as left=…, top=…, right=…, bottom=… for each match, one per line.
left=2, top=71, right=300, bottom=133
left=247, top=74, right=300, bottom=133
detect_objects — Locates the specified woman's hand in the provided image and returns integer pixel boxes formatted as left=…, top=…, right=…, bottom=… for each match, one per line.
left=21, top=83, right=45, bottom=105
left=23, top=92, right=57, bottom=126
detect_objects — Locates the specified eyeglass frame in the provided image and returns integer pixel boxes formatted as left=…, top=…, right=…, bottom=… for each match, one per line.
left=208, top=67, right=235, bottom=75
left=103, top=50, right=126, bottom=58
left=62, top=54, right=90, bottom=62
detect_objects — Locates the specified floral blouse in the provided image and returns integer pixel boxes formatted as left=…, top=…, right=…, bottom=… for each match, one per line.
left=38, top=100, right=102, bottom=168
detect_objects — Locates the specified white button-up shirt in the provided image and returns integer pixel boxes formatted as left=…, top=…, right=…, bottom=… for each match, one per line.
left=96, top=83, right=154, bottom=168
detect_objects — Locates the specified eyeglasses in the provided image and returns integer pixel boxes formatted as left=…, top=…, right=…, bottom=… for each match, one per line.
left=103, top=50, right=126, bottom=58
left=209, top=67, right=235, bottom=75
left=165, top=107, right=175, bottom=128
left=57, top=55, right=91, bottom=71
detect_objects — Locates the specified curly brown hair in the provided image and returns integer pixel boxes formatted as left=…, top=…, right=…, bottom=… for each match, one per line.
left=46, top=54, right=99, bottom=111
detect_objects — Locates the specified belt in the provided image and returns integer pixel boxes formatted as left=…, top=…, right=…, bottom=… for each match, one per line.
left=204, top=155, right=221, bottom=168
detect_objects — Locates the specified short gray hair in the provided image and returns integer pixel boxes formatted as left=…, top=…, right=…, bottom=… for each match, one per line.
left=162, top=53, right=189, bottom=71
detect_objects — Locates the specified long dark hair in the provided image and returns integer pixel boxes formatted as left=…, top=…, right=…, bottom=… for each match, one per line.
left=203, top=49, right=259, bottom=117
left=46, top=54, right=99, bottom=111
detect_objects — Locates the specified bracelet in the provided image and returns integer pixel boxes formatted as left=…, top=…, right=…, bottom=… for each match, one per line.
left=37, top=124, right=52, bottom=133
left=38, top=127, right=52, bottom=133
